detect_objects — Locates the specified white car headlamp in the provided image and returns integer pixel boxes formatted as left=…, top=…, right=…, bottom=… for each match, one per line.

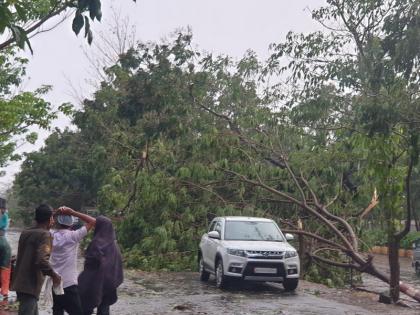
left=284, top=250, right=297, bottom=259
left=227, top=249, right=247, bottom=257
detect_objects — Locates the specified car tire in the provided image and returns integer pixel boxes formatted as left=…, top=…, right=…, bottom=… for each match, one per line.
left=199, top=255, right=210, bottom=282
left=215, top=259, right=229, bottom=289
left=283, top=278, right=298, bottom=291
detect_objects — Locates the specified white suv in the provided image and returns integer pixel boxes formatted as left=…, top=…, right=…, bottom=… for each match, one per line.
left=198, top=216, right=300, bottom=291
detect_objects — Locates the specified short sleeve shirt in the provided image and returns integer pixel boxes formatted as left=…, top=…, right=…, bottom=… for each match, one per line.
left=50, top=227, right=88, bottom=288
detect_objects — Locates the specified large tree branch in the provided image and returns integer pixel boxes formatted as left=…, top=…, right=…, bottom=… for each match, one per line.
left=120, top=145, right=149, bottom=214
left=358, top=188, right=379, bottom=219
left=190, top=89, right=286, bottom=169
left=29, top=10, right=73, bottom=39
left=283, top=229, right=347, bottom=252
left=284, top=164, right=306, bottom=205
left=222, top=168, right=355, bottom=251
left=309, top=253, right=359, bottom=269
left=331, top=0, right=366, bottom=59
left=300, top=172, right=359, bottom=250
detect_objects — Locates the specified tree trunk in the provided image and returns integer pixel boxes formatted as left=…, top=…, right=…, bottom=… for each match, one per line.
left=298, top=233, right=305, bottom=272
left=388, top=239, right=400, bottom=302
left=413, top=208, right=420, bottom=231
left=364, top=259, right=420, bottom=303
left=387, top=154, right=415, bottom=303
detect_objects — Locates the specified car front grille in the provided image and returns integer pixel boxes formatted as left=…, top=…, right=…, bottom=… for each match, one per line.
left=246, top=250, right=284, bottom=259
left=243, top=262, right=286, bottom=277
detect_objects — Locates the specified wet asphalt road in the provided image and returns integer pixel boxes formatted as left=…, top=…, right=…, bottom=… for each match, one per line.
left=4, top=230, right=420, bottom=315
left=361, top=253, right=420, bottom=309
left=109, top=271, right=376, bottom=315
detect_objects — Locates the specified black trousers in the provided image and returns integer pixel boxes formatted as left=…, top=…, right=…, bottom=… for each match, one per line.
left=83, top=303, right=110, bottom=315
left=52, top=285, right=83, bottom=315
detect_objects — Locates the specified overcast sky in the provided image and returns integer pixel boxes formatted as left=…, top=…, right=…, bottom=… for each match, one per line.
left=0, top=0, right=325, bottom=190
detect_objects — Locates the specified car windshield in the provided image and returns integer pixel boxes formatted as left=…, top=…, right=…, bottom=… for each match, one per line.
left=224, top=221, right=284, bottom=241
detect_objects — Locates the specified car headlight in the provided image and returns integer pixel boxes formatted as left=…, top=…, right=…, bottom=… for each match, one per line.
left=284, top=251, right=297, bottom=259
left=227, top=249, right=247, bottom=257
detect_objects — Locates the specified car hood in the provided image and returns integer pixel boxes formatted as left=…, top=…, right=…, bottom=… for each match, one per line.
left=221, top=240, right=296, bottom=252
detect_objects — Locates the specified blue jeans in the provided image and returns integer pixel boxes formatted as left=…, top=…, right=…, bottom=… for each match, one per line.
left=17, top=292, right=38, bottom=315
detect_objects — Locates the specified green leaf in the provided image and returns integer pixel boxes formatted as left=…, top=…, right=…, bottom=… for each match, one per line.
left=89, top=0, right=102, bottom=21
left=0, top=7, right=12, bottom=33
left=58, top=103, right=74, bottom=115
left=25, top=132, right=38, bottom=144
left=14, top=5, right=27, bottom=20
left=84, top=16, right=90, bottom=38
left=9, top=25, right=32, bottom=53
left=77, top=0, right=89, bottom=10
left=87, top=29, right=93, bottom=45
left=72, top=10, right=84, bottom=35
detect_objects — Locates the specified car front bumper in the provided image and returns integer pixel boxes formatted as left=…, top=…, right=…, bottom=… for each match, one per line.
left=223, top=254, right=300, bottom=281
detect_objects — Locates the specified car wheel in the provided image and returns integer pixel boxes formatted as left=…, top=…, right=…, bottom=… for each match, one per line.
left=283, top=278, right=298, bottom=291
left=416, top=263, right=420, bottom=276
left=199, top=256, right=210, bottom=281
left=216, top=259, right=228, bottom=289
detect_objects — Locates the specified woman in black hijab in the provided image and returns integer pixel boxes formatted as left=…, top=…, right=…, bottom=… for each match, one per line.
left=79, top=216, right=123, bottom=315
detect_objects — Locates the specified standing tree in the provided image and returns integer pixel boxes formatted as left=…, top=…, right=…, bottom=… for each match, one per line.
left=0, top=0, right=135, bottom=169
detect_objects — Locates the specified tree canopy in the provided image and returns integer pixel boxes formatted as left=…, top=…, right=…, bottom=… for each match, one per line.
left=0, top=0, right=135, bottom=171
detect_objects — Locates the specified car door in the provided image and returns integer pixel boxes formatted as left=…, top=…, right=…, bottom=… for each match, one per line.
left=206, top=220, right=223, bottom=271
left=202, top=220, right=216, bottom=269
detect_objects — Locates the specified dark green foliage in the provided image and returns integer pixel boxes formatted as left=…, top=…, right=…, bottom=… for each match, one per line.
left=360, top=228, right=388, bottom=249
left=401, top=231, right=420, bottom=250
left=14, top=129, right=107, bottom=209
left=304, top=262, right=354, bottom=288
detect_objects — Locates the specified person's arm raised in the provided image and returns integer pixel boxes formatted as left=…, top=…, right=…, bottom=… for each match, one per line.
left=58, top=206, right=96, bottom=231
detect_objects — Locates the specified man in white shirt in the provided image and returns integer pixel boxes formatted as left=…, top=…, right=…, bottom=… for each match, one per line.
left=50, top=207, right=96, bottom=315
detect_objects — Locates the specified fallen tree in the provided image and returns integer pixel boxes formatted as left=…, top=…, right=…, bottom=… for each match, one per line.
left=233, top=144, right=419, bottom=302
left=224, top=159, right=420, bottom=302
left=196, top=96, right=420, bottom=303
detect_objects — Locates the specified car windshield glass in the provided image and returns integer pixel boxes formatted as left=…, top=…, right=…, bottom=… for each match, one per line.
left=224, top=221, right=284, bottom=241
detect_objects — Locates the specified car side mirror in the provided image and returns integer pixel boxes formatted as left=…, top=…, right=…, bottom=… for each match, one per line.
left=208, top=231, right=220, bottom=239
left=285, top=233, right=294, bottom=241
